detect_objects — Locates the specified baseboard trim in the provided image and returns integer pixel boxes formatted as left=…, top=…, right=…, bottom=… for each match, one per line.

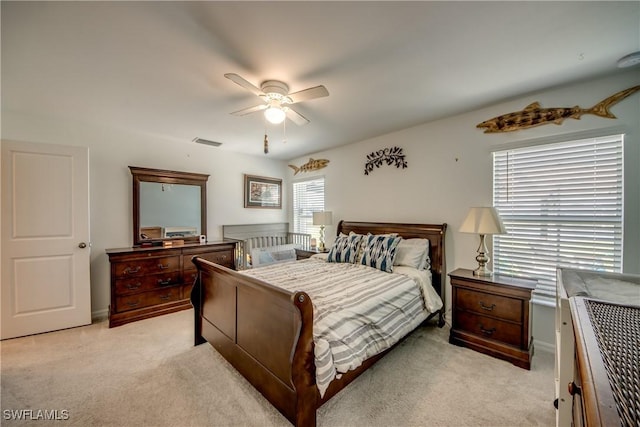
left=91, top=308, right=108, bottom=322
left=533, top=338, right=554, bottom=354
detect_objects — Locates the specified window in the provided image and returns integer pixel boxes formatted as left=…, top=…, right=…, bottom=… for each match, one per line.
left=493, top=134, right=623, bottom=306
left=293, top=177, right=325, bottom=239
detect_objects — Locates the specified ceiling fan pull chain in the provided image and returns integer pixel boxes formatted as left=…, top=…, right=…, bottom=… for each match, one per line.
left=262, top=119, right=269, bottom=154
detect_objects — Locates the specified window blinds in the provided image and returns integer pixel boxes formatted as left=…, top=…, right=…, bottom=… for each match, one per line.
left=493, top=135, right=623, bottom=306
left=293, top=177, right=325, bottom=238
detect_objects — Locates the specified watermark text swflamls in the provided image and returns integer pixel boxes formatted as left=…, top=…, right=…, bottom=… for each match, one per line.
left=3, top=409, right=70, bottom=421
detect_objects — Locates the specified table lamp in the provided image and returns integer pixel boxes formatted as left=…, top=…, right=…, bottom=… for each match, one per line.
left=459, top=207, right=506, bottom=276
left=312, top=211, right=333, bottom=252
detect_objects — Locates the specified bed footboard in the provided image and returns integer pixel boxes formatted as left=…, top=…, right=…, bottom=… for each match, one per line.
left=191, top=257, right=318, bottom=426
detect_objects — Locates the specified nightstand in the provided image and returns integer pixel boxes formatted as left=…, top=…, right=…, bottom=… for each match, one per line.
left=295, top=248, right=327, bottom=260
left=448, top=268, right=537, bottom=369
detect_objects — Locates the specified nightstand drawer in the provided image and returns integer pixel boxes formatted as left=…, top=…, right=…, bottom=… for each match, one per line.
left=448, top=268, right=536, bottom=369
left=295, top=248, right=328, bottom=260
left=455, top=287, right=523, bottom=323
left=455, top=310, right=523, bottom=347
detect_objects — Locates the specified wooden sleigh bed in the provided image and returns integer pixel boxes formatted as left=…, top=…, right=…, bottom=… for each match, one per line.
left=191, top=221, right=447, bottom=426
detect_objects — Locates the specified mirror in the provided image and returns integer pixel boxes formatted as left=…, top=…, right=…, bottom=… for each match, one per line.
left=130, top=166, right=208, bottom=246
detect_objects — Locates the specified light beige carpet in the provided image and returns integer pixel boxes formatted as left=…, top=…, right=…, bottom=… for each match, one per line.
left=1, top=309, right=555, bottom=426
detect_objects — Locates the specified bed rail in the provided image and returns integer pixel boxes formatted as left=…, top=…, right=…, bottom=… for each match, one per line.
left=191, top=257, right=317, bottom=426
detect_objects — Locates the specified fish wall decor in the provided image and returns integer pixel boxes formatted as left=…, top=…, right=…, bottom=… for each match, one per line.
left=364, top=146, right=407, bottom=175
left=477, top=85, right=640, bottom=133
left=288, top=158, right=329, bottom=175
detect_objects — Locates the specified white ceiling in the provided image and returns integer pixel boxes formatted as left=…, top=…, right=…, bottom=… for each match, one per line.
left=2, top=1, right=639, bottom=160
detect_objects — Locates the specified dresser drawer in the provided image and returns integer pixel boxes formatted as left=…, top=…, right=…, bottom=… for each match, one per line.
left=184, top=250, right=233, bottom=270
left=182, top=283, right=194, bottom=300
left=113, top=256, right=180, bottom=278
left=183, top=270, right=198, bottom=286
left=115, top=272, right=181, bottom=296
left=455, top=310, right=523, bottom=347
left=455, top=287, right=523, bottom=323
left=107, top=242, right=236, bottom=327
left=116, top=286, right=182, bottom=312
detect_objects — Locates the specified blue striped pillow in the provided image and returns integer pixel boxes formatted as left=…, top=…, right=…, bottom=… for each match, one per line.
left=327, top=233, right=363, bottom=263
left=360, top=234, right=402, bottom=272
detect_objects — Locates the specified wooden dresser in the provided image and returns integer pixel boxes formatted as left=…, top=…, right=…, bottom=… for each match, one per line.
left=449, top=268, right=536, bottom=369
left=106, top=241, right=235, bottom=327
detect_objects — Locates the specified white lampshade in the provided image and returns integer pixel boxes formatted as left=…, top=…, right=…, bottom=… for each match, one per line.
left=459, top=207, right=506, bottom=235
left=264, top=106, right=286, bottom=124
left=313, top=211, right=333, bottom=226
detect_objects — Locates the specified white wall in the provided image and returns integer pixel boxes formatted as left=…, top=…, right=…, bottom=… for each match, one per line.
left=1, top=112, right=288, bottom=318
left=287, top=70, right=640, bottom=351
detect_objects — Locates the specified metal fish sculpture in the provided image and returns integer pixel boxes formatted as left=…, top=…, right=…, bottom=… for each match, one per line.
left=288, top=158, right=329, bottom=175
left=477, top=85, right=640, bottom=133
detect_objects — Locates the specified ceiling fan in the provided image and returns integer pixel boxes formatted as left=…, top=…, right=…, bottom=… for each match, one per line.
left=225, top=73, right=329, bottom=125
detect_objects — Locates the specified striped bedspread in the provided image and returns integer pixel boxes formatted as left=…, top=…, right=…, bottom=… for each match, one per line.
left=240, top=258, right=441, bottom=397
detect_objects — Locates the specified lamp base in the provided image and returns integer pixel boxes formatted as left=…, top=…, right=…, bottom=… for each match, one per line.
left=473, top=266, right=494, bottom=277
left=473, top=234, right=493, bottom=276
left=318, top=225, right=326, bottom=252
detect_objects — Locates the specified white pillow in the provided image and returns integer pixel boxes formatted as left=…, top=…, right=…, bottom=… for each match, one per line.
left=394, top=238, right=430, bottom=270
left=251, top=249, right=275, bottom=267
left=251, top=244, right=297, bottom=267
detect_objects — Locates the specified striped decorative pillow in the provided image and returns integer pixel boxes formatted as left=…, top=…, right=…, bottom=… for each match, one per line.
left=356, top=232, right=398, bottom=263
left=360, top=234, right=402, bottom=272
left=327, top=233, right=363, bottom=263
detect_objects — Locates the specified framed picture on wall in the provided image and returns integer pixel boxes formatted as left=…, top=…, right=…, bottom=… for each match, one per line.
left=244, top=174, right=282, bottom=209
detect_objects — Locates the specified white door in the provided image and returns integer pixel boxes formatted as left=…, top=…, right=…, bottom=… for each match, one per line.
left=1, top=140, right=91, bottom=339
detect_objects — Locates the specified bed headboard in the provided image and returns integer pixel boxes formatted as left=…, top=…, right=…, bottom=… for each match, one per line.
left=336, top=221, right=448, bottom=300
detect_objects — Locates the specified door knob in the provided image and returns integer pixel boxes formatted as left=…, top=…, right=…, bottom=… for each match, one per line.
left=78, top=242, right=87, bottom=248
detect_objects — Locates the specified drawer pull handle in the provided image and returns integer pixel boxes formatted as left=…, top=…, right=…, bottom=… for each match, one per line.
left=479, top=301, right=496, bottom=311
left=124, top=266, right=141, bottom=275
left=157, top=278, right=172, bottom=286
left=478, top=324, right=496, bottom=336
left=126, top=282, right=142, bottom=290
left=126, top=300, right=140, bottom=308
left=157, top=263, right=170, bottom=270
left=159, top=294, right=171, bottom=301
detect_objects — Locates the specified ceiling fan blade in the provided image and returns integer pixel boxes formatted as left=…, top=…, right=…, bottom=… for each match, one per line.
left=287, top=85, right=329, bottom=104
left=224, top=73, right=263, bottom=96
left=230, top=104, right=267, bottom=116
left=286, top=108, right=310, bottom=126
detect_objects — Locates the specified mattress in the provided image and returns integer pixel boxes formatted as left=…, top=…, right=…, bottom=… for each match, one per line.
left=560, top=268, right=640, bottom=305
left=241, top=257, right=442, bottom=397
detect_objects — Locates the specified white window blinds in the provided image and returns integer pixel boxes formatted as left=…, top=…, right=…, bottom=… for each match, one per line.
left=493, top=134, right=623, bottom=306
left=293, top=177, right=325, bottom=239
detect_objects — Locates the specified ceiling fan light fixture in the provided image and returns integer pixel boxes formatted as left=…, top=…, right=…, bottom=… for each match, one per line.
left=264, top=106, right=286, bottom=124
left=617, top=51, right=640, bottom=68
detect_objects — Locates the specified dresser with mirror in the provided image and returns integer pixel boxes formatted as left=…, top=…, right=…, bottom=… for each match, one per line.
left=106, top=167, right=236, bottom=327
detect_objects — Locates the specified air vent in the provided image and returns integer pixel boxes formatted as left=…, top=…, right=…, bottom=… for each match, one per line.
left=193, top=137, right=222, bottom=147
